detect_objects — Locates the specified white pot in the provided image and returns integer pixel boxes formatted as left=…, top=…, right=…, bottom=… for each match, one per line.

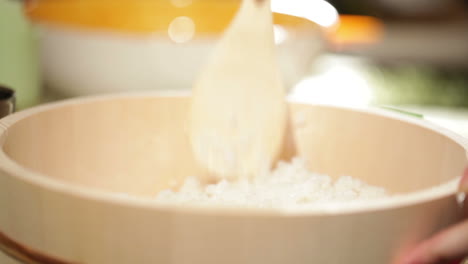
left=35, top=21, right=323, bottom=97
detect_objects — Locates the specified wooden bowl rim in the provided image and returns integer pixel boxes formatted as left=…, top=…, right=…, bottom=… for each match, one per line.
left=0, top=90, right=466, bottom=217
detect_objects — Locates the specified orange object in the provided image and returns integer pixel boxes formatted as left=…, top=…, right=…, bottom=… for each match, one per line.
left=25, top=0, right=317, bottom=34
left=328, top=15, right=384, bottom=46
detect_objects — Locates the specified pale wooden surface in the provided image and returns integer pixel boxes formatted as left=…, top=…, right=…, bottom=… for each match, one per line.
left=189, top=0, right=287, bottom=180
left=0, top=251, right=19, bottom=264
left=290, top=104, right=467, bottom=192
left=0, top=94, right=466, bottom=264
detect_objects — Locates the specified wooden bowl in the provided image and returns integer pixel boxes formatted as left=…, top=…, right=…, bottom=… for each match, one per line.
left=0, top=92, right=466, bottom=264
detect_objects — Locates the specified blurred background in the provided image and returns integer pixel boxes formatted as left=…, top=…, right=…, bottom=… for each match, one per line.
left=0, top=0, right=467, bottom=131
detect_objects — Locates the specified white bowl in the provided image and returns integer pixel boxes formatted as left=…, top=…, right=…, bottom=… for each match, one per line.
left=33, top=16, right=322, bottom=97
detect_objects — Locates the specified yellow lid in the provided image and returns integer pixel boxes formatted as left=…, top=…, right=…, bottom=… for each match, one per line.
left=25, top=0, right=317, bottom=34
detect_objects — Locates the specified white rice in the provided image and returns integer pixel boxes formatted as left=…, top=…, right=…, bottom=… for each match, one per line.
left=155, top=157, right=388, bottom=210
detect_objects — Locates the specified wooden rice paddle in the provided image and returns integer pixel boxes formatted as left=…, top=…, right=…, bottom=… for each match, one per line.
left=189, top=0, right=287, bottom=180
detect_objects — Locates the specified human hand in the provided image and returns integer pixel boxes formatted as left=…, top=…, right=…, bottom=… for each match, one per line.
left=400, top=168, right=468, bottom=264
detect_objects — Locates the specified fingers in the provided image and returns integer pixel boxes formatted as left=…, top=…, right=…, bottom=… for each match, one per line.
left=399, top=167, right=468, bottom=264
left=458, top=168, right=468, bottom=193
left=459, top=168, right=468, bottom=218
left=400, top=220, right=468, bottom=264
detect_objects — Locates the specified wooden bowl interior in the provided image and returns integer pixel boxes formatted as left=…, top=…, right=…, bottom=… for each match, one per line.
left=2, top=96, right=467, bottom=197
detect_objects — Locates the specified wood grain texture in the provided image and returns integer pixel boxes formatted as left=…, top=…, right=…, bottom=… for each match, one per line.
left=0, top=230, right=76, bottom=264
left=0, top=94, right=465, bottom=264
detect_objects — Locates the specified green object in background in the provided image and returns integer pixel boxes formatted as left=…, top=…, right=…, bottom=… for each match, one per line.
left=378, top=106, right=424, bottom=119
left=369, top=65, right=468, bottom=108
left=0, top=0, right=40, bottom=109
